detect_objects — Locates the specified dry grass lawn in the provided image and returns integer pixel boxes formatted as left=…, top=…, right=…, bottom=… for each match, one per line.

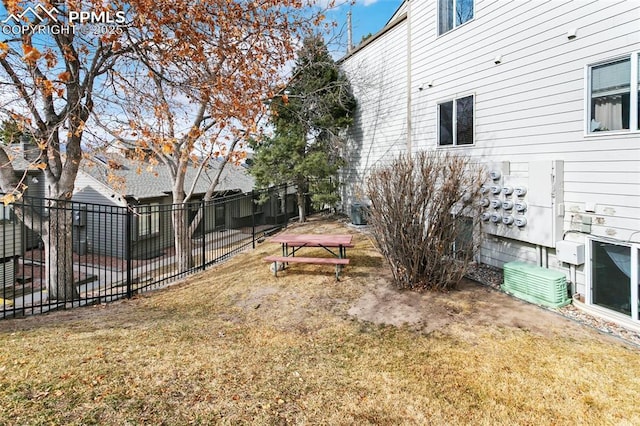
left=1, top=217, right=639, bottom=425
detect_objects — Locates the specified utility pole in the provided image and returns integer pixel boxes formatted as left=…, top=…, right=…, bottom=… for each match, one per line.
left=347, top=9, right=353, bottom=54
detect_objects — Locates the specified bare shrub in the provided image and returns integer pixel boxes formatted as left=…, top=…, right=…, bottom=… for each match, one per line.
left=366, top=151, right=485, bottom=291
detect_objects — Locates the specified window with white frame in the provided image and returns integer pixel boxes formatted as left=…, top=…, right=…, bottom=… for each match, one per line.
left=588, top=52, right=639, bottom=132
left=438, top=0, right=474, bottom=35
left=438, top=95, right=474, bottom=146
left=588, top=239, right=639, bottom=322
left=136, top=203, right=160, bottom=238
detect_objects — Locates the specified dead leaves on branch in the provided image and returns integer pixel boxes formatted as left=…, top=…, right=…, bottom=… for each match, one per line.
left=57, top=71, right=72, bottom=83
left=1, top=191, right=22, bottom=206
left=161, top=142, right=174, bottom=155
left=0, top=42, right=9, bottom=59
left=115, top=0, right=316, bottom=170
left=21, top=45, right=41, bottom=65
left=2, top=0, right=320, bottom=200
left=29, top=162, right=47, bottom=171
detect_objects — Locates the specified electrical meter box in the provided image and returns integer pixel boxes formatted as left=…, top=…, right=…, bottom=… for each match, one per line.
left=555, top=240, right=585, bottom=265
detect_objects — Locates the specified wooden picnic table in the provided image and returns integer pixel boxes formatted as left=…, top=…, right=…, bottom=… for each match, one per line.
left=264, top=233, right=353, bottom=280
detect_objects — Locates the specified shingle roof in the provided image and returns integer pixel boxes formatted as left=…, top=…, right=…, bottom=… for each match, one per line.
left=4, top=143, right=40, bottom=172
left=81, top=153, right=255, bottom=200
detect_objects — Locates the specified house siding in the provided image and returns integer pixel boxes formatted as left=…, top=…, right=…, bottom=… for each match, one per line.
left=340, top=15, right=409, bottom=208
left=73, top=186, right=127, bottom=258
left=21, top=171, right=45, bottom=250
left=197, top=200, right=219, bottom=233
left=74, top=170, right=128, bottom=206
left=0, top=220, right=22, bottom=259
left=130, top=196, right=173, bottom=259
left=341, top=1, right=640, bottom=300
left=226, top=195, right=254, bottom=229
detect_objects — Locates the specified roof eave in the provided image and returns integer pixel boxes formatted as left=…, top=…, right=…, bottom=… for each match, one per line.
left=338, top=10, right=408, bottom=63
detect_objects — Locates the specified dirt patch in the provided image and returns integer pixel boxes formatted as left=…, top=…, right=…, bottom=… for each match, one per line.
left=348, top=277, right=608, bottom=341
left=257, top=216, right=627, bottom=345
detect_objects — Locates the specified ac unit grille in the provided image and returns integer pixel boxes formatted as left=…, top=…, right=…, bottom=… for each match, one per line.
left=501, top=262, right=570, bottom=308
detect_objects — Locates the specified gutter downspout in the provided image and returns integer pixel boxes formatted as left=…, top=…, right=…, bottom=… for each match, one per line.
left=406, top=0, right=412, bottom=156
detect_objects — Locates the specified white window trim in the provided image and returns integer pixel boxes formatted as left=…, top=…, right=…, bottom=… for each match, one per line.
left=436, top=94, right=476, bottom=148
left=585, top=236, right=640, bottom=325
left=436, top=0, right=475, bottom=38
left=584, top=52, right=639, bottom=137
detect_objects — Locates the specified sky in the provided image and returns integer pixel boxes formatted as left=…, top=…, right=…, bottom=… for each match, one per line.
left=0, top=0, right=405, bottom=146
left=0, top=1, right=403, bottom=56
left=322, top=0, right=404, bottom=57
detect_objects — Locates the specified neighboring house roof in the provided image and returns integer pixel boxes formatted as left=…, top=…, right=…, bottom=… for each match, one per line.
left=80, top=152, right=255, bottom=200
left=4, top=143, right=42, bottom=172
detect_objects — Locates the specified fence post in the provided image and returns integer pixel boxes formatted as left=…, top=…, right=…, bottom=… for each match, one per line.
left=283, top=183, right=288, bottom=227
left=125, top=207, right=133, bottom=299
left=251, top=191, right=256, bottom=249
left=201, top=199, right=206, bottom=271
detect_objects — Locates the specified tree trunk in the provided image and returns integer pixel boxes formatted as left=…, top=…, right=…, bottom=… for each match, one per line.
left=43, top=204, right=78, bottom=301
left=172, top=203, right=194, bottom=272
left=297, top=187, right=306, bottom=223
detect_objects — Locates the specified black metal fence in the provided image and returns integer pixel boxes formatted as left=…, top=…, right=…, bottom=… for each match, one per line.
left=0, top=184, right=300, bottom=319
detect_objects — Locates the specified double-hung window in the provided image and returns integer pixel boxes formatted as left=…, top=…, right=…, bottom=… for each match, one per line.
left=438, top=95, right=474, bottom=146
left=136, top=202, right=160, bottom=238
left=438, top=0, right=474, bottom=35
left=588, top=52, right=639, bottom=133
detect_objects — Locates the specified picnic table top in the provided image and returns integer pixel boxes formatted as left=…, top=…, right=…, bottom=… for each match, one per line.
left=269, top=233, right=353, bottom=247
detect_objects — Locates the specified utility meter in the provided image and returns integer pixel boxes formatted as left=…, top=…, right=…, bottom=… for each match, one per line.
left=515, top=201, right=527, bottom=212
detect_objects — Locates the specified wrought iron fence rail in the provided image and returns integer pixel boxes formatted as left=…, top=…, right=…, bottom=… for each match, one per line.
left=0, top=184, right=296, bottom=319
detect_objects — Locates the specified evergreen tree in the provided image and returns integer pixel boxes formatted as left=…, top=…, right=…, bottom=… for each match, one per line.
left=0, top=119, right=25, bottom=145
left=251, top=35, right=356, bottom=221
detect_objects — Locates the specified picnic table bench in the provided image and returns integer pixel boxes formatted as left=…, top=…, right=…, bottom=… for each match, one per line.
left=264, top=233, right=353, bottom=280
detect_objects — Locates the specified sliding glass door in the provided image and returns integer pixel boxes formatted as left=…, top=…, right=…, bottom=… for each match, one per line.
left=589, top=239, right=639, bottom=321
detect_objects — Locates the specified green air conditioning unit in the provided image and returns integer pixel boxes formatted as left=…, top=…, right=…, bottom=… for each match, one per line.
left=502, top=262, right=570, bottom=308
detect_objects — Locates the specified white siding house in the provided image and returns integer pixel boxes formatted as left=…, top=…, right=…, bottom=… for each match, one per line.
left=341, top=0, right=640, bottom=329
left=340, top=9, right=409, bottom=203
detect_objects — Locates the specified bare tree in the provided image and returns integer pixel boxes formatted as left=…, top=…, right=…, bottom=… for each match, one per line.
left=96, top=2, right=318, bottom=271
left=366, top=150, right=485, bottom=291
left=0, top=0, right=318, bottom=299
left=0, top=1, right=137, bottom=300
